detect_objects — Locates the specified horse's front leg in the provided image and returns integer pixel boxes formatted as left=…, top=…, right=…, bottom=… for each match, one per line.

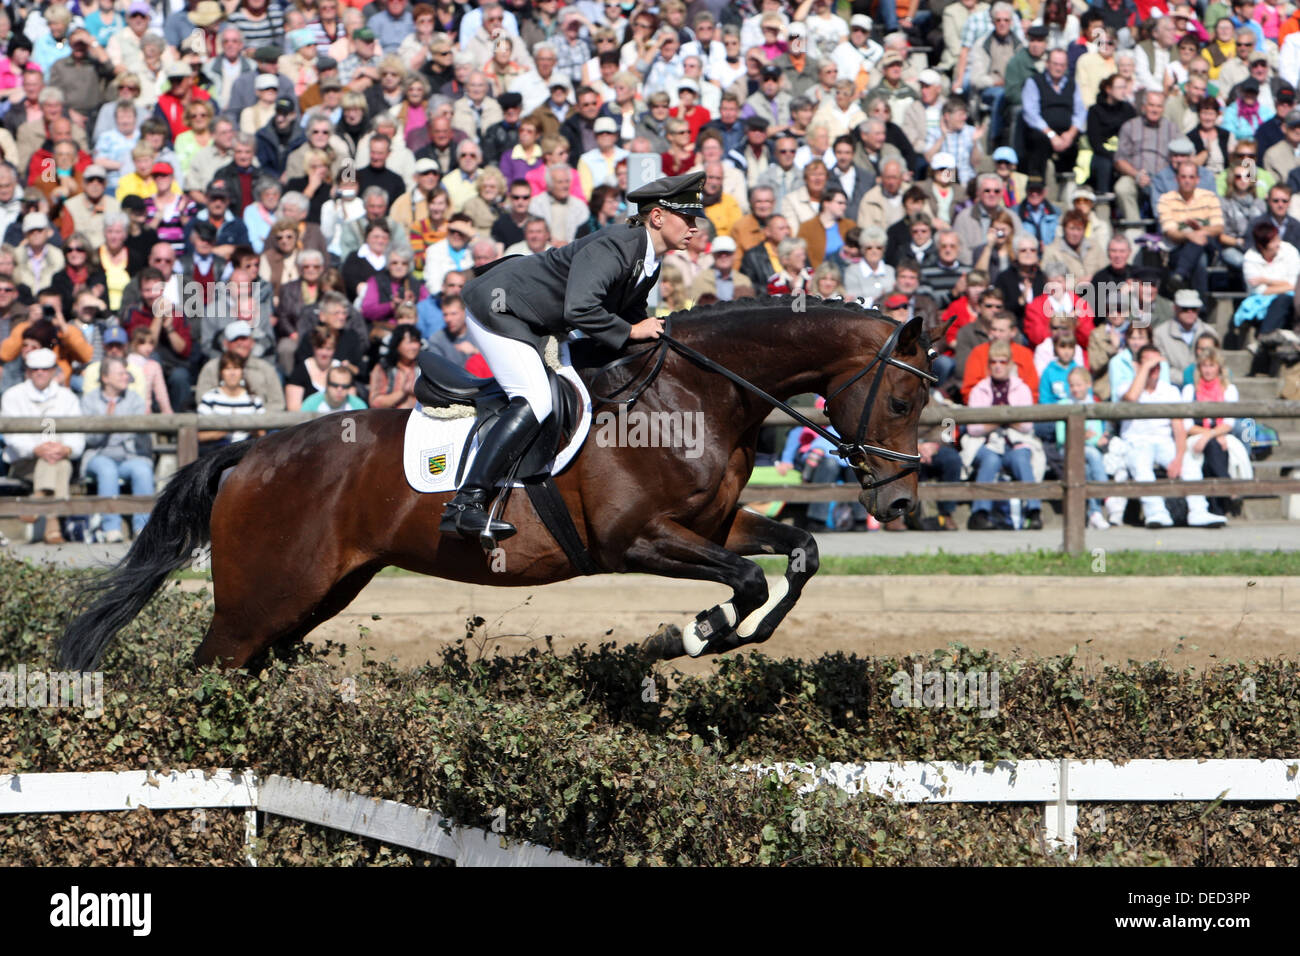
left=625, top=517, right=770, bottom=660
left=717, top=507, right=819, bottom=648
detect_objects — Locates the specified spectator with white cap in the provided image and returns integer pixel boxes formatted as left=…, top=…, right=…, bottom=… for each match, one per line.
left=576, top=116, right=628, bottom=197
left=901, top=69, right=945, bottom=151
left=14, top=212, right=64, bottom=293
left=194, top=318, right=285, bottom=412
left=241, top=74, right=281, bottom=134
left=80, top=353, right=152, bottom=543
left=707, top=235, right=753, bottom=302
left=831, top=14, right=883, bottom=89
left=1, top=347, right=84, bottom=543
left=58, top=165, right=119, bottom=250
left=923, top=152, right=960, bottom=224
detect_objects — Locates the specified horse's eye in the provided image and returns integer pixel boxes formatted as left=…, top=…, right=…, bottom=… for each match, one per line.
left=890, top=397, right=909, bottom=415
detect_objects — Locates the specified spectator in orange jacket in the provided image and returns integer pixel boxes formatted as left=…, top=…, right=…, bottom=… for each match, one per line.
left=961, top=311, right=1039, bottom=403
left=0, top=314, right=92, bottom=388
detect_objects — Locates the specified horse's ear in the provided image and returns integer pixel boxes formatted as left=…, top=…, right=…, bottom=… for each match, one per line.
left=938, top=313, right=958, bottom=345
left=897, top=313, right=925, bottom=355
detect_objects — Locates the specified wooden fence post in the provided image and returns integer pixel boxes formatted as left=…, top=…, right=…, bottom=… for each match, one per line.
left=1061, top=411, right=1087, bottom=555
left=177, top=421, right=198, bottom=467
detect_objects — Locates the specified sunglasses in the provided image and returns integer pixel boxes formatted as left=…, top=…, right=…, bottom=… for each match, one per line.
left=66, top=246, right=87, bottom=253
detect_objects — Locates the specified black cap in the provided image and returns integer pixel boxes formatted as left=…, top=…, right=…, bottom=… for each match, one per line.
left=275, top=96, right=296, bottom=114
left=1027, top=24, right=1049, bottom=39
left=498, top=91, right=523, bottom=110
left=1279, top=82, right=1297, bottom=104
left=192, top=220, right=218, bottom=243
left=206, top=180, right=231, bottom=199
left=254, top=45, right=281, bottom=64
left=1241, top=77, right=1261, bottom=94
left=745, top=114, right=770, bottom=132
left=1026, top=174, right=1046, bottom=192
left=761, top=64, right=782, bottom=80
left=1133, top=266, right=1162, bottom=284
left=627, top=169, right=706, bottom=219
left=316, top=56, right=338, bottom=72
left=121, top=194, right=146, bottom=213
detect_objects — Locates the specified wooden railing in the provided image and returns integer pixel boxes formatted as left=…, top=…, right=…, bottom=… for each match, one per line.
left=2, top=402, right=1299, bottom=554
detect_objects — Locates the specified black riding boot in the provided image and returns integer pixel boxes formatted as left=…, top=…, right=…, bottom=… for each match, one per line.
left=439, top=397, right=543, bottom=542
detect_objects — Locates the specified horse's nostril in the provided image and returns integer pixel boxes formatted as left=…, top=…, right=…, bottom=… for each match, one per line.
left=889, top=498, right=911, bottom=516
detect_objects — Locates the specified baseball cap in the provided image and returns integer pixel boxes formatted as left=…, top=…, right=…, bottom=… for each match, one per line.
left=289, top=28, right=317, bottom=50
left=787, top=22, right=806, bottom=38
left=253, top=45, right=281, bottom=64
left=880, top=51, right=904, bottom=67
left=745, top=115, right=770, bottom=131
left=711, top=236, right=737, bottom=253
left=850, top=14, right=873, bottom=30
left=127, top=1, right=150, bottom=15
left=255, top=74, right=278, bottom=91
left=761, top=64, right=782, bottom=80
left=918, top=69, right=942, bottom=87
left=83, top=164, right=106, bottom=181
left=993, top=146, right=1018, bottom=164
left=883, top=293, right=909, bottom=309
left=593, top=116, right=618, bottom=134
left=415, top=158, right=441, bottom=174
left=150, top=162, right=174, bottom=177
left=102, top=327, right=128, bottom=346
left=1240, top=77, right=1261, bottom=94
left=121, top=194, right=146, bottom=213
left=1285, top=109, right=1300, bottom=129
left=22, top=212, right=49, bottom=232
left=274, top=97, right=296, bottom=114
left=1072, top=186, right=1097, bottom=202
left=677, top=77, right=699, bottom=94
left=24, top=348, right=56, bottom=369
left=316, top=56, right=338, bottom=72
left=1169, top=137, right=1195, bottom=155
left=931, top=152, right=955, bottom=170
left=224, top=319, right=253, bottom=340
left=166, top=63, right=190, bottom=80
left=1026, top=175, right=1046, bottom=192
left=354, top=27, right=376, bottom=42
left=1174, top=289, right=1203, bottom=309
left=498, top=91, right=522, bottom=110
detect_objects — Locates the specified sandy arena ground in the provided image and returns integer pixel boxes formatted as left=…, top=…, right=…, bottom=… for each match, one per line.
left=182, top=574, right=1300, bottom=674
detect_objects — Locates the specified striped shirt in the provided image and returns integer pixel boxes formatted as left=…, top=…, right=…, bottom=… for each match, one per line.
left=198, top=388, right=265, bottom=443
left=1156, top=188, right=1224, bottom=241
left=227, top=9, right=285, bottom=51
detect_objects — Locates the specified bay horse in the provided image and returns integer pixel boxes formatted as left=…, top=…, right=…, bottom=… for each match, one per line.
left=60, top=297, right=935, bottom=670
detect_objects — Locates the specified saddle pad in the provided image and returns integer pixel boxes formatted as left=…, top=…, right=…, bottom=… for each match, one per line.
left=402, top=363, right=593, bottom=494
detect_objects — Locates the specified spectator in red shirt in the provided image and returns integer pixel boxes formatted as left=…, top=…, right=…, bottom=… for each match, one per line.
left=671, top=78, right=711, bottom=139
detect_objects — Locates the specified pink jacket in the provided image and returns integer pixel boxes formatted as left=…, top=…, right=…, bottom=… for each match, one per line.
left=128, top=353, right=172, bottom=414
left=966, top=376, right=1035, bottom=438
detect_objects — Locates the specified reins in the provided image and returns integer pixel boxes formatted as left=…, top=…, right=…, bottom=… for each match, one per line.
left=587, top=306, right=938, bottom=490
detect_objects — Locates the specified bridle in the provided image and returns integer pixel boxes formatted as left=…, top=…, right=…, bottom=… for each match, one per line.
left=590, top=305, right=937, bottom=492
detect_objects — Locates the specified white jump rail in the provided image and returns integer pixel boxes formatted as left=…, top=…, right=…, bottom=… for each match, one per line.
left=5, top=762, right=1299, bottom=862
left=0, top=769, right=594, bottom=867
left=743, top=759, right=1300, bottom=857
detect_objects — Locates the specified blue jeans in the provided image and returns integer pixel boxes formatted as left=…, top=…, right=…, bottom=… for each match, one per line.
left=972, top=444, right=1040, bottom=520
left=165, top=364, right=193, bottom=413
left=86, top=454, right=154, bottom=535
left=931, top=354, right=956, bottom=391
left=1084, top=444, right=1106, bottom=516
left=981, top=85, right=1007, bottom=142
left=800, top=450, right=867, bottom=526
left=921, top=444, right=963, bottom=516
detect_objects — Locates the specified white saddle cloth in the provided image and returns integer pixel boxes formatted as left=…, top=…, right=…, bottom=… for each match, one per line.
left=402, top=361, right=593, bottom=494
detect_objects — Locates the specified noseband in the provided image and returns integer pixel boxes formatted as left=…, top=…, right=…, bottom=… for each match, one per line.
left=822, top=312, right=939, bottom=490
left=591, top=305, right=937, bottom=493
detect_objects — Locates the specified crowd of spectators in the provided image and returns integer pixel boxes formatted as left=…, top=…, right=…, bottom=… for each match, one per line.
left=0, top=0, right=1284, bottom=541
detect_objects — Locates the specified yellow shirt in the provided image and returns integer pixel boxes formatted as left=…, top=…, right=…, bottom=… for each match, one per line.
left=704, top=194, right=743, bottom=242
left=115, top=172, right=157, bottom=202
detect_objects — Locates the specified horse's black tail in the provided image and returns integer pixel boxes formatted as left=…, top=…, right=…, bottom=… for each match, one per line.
left=59, top=440, right=256, bottom=671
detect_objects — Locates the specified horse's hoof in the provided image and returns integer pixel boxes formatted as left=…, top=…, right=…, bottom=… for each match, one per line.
left=640, top=623, right=685, bottom=661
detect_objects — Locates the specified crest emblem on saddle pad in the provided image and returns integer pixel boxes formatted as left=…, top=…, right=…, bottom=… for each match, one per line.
left=424, top=444, right=452, bottom=477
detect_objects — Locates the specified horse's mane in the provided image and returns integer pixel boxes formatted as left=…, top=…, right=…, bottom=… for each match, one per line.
left=660, top=295, right=933, bottom=357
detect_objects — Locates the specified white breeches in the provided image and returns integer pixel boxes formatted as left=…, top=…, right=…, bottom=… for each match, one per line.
left=465, top=310, right=553, bottom=421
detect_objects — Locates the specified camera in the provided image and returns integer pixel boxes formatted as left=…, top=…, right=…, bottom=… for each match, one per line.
left=41, top=305, right=57, bottom=321
left=996, top=229, right=1007, bottom=239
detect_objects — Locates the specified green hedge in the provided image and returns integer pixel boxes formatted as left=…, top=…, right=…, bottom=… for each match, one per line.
left=2, top=555, right=1299, bottom=866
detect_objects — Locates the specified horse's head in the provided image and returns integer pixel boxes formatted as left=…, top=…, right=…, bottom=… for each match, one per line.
left=823, top=310, right=935, bottom=522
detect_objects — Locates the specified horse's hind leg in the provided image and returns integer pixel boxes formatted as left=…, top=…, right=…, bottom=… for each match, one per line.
left=195, top=561, right=380, bottom=669
left=627, top=517, right=771, bottom=660
left=717, top=508, right=819, bottom=648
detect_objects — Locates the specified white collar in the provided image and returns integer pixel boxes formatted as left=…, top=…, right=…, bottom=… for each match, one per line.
left=641, top=224, right=658, bottom=281
left=360, top=245, right=387, bottom=269
left=22, top=378, right=61, bottom=401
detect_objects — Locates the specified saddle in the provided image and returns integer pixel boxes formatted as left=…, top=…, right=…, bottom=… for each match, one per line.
left=413, top=349, right=584, bottom=483
left=413, top=347, right=600, bottom=572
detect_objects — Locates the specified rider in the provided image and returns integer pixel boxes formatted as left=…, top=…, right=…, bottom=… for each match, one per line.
left=443, top=169, right=704, bottom=541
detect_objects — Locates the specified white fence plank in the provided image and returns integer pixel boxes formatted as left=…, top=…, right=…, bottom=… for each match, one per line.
left=257, top=774, right=593, bottom=867
left=1068, top=759, right=1300, bottom=802
left=0, top=770, right=257, bottom=814
left=744, top=761, right=1061, bottom=802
